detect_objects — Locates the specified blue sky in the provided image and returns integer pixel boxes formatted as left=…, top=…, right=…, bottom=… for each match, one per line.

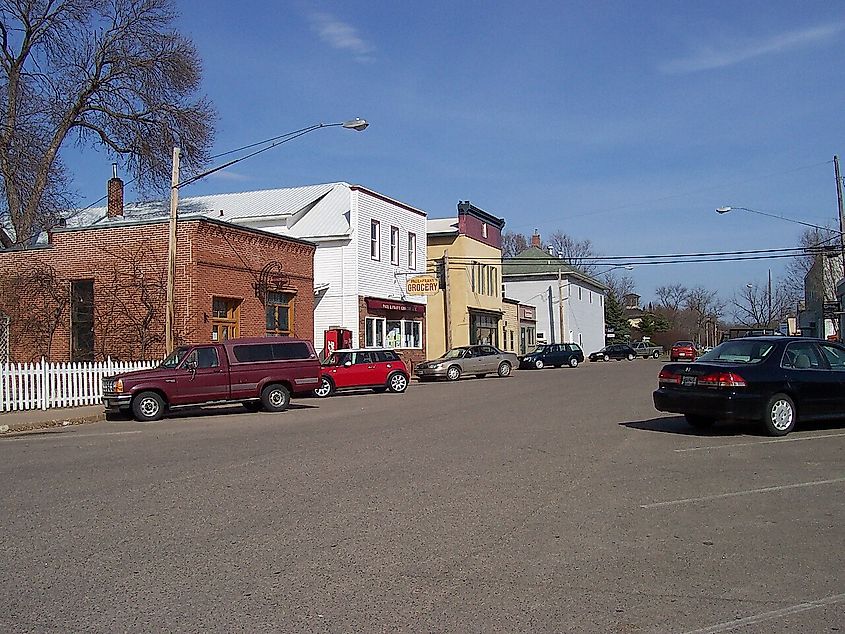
left=67, top=1, right=845, bottom=306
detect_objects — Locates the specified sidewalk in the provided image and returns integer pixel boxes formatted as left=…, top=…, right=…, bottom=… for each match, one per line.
left=0, top=405, right=105, bottom=435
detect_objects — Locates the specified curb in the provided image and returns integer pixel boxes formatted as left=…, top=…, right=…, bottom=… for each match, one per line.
left=0, top=412, right=105, bottom=437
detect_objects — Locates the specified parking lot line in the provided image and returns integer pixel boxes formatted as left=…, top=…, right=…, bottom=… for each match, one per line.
left=681, top=591, right=845, bottom=633
left=641, top=477, right=845, bottom=509
left=675, top=432, right=845, bottom=453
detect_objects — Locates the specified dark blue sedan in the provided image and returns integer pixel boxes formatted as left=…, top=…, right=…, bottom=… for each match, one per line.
left=653, top=336, right=845, bottom=436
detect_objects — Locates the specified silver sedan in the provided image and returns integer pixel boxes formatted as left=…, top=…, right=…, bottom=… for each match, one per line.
left=414, top=345, right=519, bottom=381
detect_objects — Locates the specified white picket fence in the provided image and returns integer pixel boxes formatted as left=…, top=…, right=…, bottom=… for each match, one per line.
left=0, top=358, right=157, bottom=412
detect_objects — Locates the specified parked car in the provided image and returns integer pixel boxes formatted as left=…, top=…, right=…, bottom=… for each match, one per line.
left=314, top=348, right=409, bottom=397
left=631, top=341, right=663, bottom=359
left=102, top=338, right=321, bottom=422
left=415, top=345, right=519, bottom=381
left=653, top=336, right=845, bottom=436
left=588, top=344, right=637, bottom=362
left=670, top=341, right=698, bottom=362
left=519, top=343, right=584, bottom=369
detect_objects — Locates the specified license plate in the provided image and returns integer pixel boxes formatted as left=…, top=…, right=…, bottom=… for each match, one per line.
left=681, top=376, right=696, bottom=386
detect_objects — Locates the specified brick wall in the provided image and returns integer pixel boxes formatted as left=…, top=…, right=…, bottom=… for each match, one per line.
left=0, top=218, right=315, bottom=362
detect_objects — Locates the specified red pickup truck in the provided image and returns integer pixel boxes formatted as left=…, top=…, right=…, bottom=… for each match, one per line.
left=102, top=337, right=321, bottom=421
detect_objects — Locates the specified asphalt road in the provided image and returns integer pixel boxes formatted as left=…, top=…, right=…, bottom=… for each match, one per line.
left=1, top=359, right=843, bottom=633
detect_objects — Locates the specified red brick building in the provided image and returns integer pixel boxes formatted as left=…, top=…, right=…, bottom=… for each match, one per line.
left=0, top=215, right=315, bottom=363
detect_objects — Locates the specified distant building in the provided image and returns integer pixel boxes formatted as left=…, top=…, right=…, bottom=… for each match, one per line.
left=502, top=236, right=607, bottom=354
left=800, top=254, right=840, bottom=340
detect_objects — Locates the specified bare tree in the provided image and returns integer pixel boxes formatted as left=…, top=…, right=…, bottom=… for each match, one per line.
left=604, top=272, right=636, bottom=302
left=655, top=284, right=689, bottom=312
left=684, top=286, right=725, bottom=342
left=0, top=0, right=215, bottom=246
left=501, top=231, right=529, bottom=258
left=732, top=278, right=792, bottom=328
left=547, top=230, right=598, bottom=274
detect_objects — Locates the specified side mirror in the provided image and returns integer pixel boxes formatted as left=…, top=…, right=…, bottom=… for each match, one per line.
left=185, top=358, right=198, bottom=373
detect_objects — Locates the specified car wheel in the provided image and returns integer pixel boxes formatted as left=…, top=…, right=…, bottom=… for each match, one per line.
left=534, top=359, right=544, bottom=369
left=446, top=365, right=461, bottom=381
left=131, top=391, right=165, bottom=422
left=497, top=361, right=512, bottom=377
left=603, top=354, right=609, bottom=362
left=763, top=393, right=796, bottom=436
left=627, top=353, right=635, bottom=361
left=569, top=357, right=579, bottom=368
left=684, top=414, right=715, bottom=429
left=387, top=372, right=408, bottom=393
left=653, top=350, right=660, bottom=359
left=313, top=376, right=334, bottom=398
left=242, top=401, right=262, bottom=412
left=261, top=383, right=291, bottom=412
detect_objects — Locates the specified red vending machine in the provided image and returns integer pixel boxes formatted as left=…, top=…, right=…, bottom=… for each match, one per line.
left=323, top=328, right=353, bottom=358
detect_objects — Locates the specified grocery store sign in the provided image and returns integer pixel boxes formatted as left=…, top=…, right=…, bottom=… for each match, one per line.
left=406, top=275, right=439, bottom=296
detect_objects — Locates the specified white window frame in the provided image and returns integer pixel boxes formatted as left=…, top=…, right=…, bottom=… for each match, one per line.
left=408, top=232, right=417, bottom=270
left=365, top=316, right=422, bottom=349
left=370, top=220, right=381, bottom=261
left=390, top=226, right=399, bottom=266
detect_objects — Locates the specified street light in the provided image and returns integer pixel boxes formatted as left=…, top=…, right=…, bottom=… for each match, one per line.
left=164, top=118, right=369, bottom=353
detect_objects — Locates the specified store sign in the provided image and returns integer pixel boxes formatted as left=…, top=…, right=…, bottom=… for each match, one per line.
left=406, top=275, right=439, bottom=296
left=365, top=298, right=425, bottom=313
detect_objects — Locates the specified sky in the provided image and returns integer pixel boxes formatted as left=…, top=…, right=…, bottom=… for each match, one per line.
left=66, top=1, right=845, bottom=307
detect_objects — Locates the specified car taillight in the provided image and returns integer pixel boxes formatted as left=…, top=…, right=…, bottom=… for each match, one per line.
left=698, top=372, right=746, bottom=388
left=658, top=369, right=681, bottom=384
left=115, top=378, right=124, bottom=393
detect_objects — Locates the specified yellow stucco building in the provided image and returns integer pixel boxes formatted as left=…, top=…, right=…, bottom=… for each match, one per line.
left=425, top=202, right=506, bottom=359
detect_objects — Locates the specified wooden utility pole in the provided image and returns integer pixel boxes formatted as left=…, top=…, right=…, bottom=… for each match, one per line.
left=835, top=155, right=845, bottom=278
left=165, top=147, right=181, bottom=355
left=443, top=253, right=452, bottom=350
left=558, top=269, right=565, bottom=343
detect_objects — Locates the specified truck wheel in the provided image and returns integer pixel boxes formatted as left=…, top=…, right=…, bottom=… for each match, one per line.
left=313, top=376, right=334, bottom=398
left=132, top=391, right=165, bottom=422
left=387, top=372, right=408, bottom=393
left=653, top=350, right=660, bottom=358
left=569, top=357, right=579, bottom=368
left=261, top=384, right=291, bottom=412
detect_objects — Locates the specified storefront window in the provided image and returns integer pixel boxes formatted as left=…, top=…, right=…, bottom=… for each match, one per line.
left=266, top=292, right=294, bottom=336
left=366, top=316, right=422, bottom=349
left=470, top=311, right=499, bottom=346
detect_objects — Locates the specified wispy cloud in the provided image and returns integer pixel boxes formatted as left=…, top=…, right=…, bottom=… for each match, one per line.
left=660, top=22, right=845, bottom=74
left=307, top=12, right=375, bottom=62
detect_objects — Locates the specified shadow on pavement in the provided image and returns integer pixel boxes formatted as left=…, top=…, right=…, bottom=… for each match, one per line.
left=620, top=416, right=750, bottom=437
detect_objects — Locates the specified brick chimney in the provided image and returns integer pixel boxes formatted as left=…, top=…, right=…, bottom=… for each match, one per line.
left=107, top=163, right=124, bottom=218
left=531, top=230, right=541, bottom=247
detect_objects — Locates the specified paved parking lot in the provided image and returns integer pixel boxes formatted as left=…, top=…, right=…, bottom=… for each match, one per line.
left=1, top=359, right=842, bottom=633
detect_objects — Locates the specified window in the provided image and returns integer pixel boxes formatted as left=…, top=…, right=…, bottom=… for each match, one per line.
left=232, top=341, right=312, bottom=362
left=71, top=279, right=95, bottom=362
left=370, top=220, right=381, bottom=260
left=266, top=291, right=294, bottom=336
left=365, top=317, right=422, bottom=349
left=782, top=342, right=823, bottom=370
left=408, top=233, right=417, bottom=269
left=211, top=297, right=240, bottom=342
left=376, top=350, right=400, bottom=362
left=187, top=347, right=219, bottom=369
left=471, top=265, right=476, bottom=292
left=578, top=287, right=582, bottom=301
left=487, top=267, right=493, bottom=296
left=482, top=222, right=488, bottom=238
left=492, top=268, right=498, bottom=297
left=390, top=226, right=400, bottom=265
left=819, top=343, right=845, bottom=369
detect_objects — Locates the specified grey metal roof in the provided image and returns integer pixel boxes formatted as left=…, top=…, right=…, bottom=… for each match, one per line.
left=427, top=217, right=459, bottom=235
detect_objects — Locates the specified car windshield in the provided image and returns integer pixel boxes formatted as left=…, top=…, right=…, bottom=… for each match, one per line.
left=441, top=348, right=466, bottom=360
left=158, top=347, right=190, bottom=369
left=698, top=340, right=776, bottom=364
left=529, top=345, right=549, bottom=354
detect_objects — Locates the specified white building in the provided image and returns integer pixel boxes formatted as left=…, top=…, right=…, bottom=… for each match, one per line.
left=503, top=246, right=607, bottom=355
left=84, top=182, right=429, bottom=361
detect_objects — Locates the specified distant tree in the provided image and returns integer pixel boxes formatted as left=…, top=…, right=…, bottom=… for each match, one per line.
left=502, top=231, right=530, bottom=257
left=547, top=230, right=598, bottom=274
left=604, top=292, right=630, bottom=340
left=655, top=283, right=689, bottom=312
left=732, top=277, right=792, bottom=328
left=636, top=313, right=670, bottom=338
left=684, top=285, right=725, bottom=344
left=604, top=272, right=636, bottom=302
left=0, top=0, right=216, bottom=246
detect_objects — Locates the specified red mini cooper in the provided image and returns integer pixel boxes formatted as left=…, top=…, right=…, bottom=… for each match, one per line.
left=314, top=348, right=410, bottom=397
